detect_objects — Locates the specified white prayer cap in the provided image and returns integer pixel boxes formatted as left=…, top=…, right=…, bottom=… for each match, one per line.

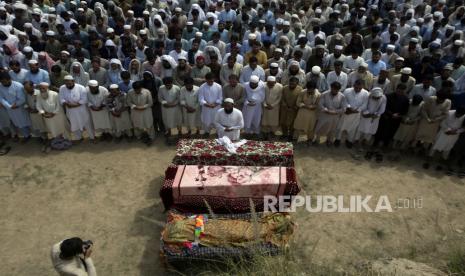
left=195, top=31, right=203, bottom=37
left=105, top=39, right=116, bottom=47
left=267, top=76, right=276, bottom=82
left=335, top=45, right=343, bottom=50
left=28, top=59, right=38, bottom=64
left=24, top=23, right=33, bottom=28
left=292, top=14, right=299, bottom=19
left=387, top=44, right=395, bottom=50
left=88, top=80, right=98, bottom=87
left=143, top=10, right=150, bottom=15
left=109, top=84, right=119, bottom=89
left=187, top=21, right=194, bottom=26
left=360, top=62, right=368, bottom=68
left=178, top=56, right=187, bottom=61
left=359, top=7, right=366, bottom=11
left=140, top=30, right=147, bottom=35
left=224, top=98, right=234, bottom=104
left=45, top=31, right=55, bottom=36
left=315, top=8, right=322, bottom=13
left=203, top=21, right=210, bottom=26
left=410, top=37, right=419, bottom=43
left=270, top=62, right=279, bottom=68
left=259, top=19, right=265, bottom=24
left=444, top=64, right=454, bottom=70
left=23, top=46, right=33, bottom=53
left=446, top=25, right=455, bottom=31
left=371, top=87, right=383, bottom=97
left=127, top=10, right=134, bottom=15
left=410, top=26, right=420, bottom=33
left=455, top=40, right=464, bottom=46
left=250, top=75, right=259, bottom=83
left=274, top=48, right=283, bottom=53
left=371, top=4, right=378, bottom=9
left=312, top=66, right=321, bottom=74
left=207, top=12, right=215, bottom=18
left=283, top=21, right=291, bottom=26
left=276, top=18, right=284, bottom=25
left=70, top=1, right=77, bottom=5
left=0, top=7, right=6, bottom=12
left=13, top=3, right=27, bottom=10
left=396, top=57, right=405, bottom=62
left=103, top=28, right=113, bottom=34
left=248, top=33, right=257, bottom=40
left=174, top=7, right=182, bottom=12
left=401, top=67, right=412, bottom=74
left=61, top=50, right=70, bottom=56
left=315, top=44, right=325, bottom=49
left=124, top=25, right=131, bottom=30
left=64, top=75, right=74, bottom=81
left=157, top=28, right=166, bottom=34
left=77, top=8, right=84, bottom=12
left=416, top=18, right=424, bottom=23
left=32, top=8, right=41, bottom=15
left=438, top=0, right=446, bottom=3
left=39, top=82, right=49, bottom=87
left=425, top=13, right=433, bottom=19
left=433, top=11, right=442, bottom=17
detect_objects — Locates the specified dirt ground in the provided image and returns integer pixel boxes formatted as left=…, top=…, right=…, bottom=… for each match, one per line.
left=0, top=138, right=464, bottom=275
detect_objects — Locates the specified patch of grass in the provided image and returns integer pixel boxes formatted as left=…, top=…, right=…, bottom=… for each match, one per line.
left=446, top=248, right=465, bottom=275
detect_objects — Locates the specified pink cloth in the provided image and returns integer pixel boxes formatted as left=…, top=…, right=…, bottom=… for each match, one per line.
left=172, top=165, right=287, bottom=201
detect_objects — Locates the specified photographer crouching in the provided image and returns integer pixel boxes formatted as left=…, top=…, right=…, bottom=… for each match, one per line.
left=51, top=237, right=97, bottom=276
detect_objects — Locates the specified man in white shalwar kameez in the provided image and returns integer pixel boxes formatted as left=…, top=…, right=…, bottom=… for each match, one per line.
left=36, top=83, right=68, bottom=140
left=356, top=88, right=387, bottom=145
left=429, top=108, right=465, bottom=160
left=0, top=72, right=31, bottom=140
left=87, top=80, right=112, bottom=139
left=106, top=84, right=133, bottom=140
left=214, top=98, right=244, bottom=141
left=158, top=77, right=182, bottom=136
left=198, top=73, right=223, bottom=135
left=59, top=75, right=95, bottom=141
left=335, top=79, right=369, bottom=147
left=242, top=75, right=265, bottom=135
left=24, top=81, right=47, bottom=139
left=127, top=81, right=155, bottom=144
left=313, top=82, right=347, bottom=146
left=180, top=77, right=201, bottom=135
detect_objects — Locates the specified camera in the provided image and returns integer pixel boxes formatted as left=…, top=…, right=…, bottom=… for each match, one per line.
left=83, top=240, right=93, bottom=251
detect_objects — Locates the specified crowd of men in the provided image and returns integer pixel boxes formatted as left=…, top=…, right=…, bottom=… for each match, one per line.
left=1, top=0, right=465, bottom=171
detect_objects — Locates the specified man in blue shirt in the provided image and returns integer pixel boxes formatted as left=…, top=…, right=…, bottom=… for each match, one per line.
left=367, top=51, right=387, bottom=77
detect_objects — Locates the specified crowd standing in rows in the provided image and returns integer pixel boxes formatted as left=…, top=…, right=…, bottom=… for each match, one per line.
left=1, top=0, right=465, bottom=173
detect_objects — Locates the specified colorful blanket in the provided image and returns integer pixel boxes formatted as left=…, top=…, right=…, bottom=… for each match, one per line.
left=160, top=211, right=295, bottom=261
left=160, top=165, right=300, bottom=213
left=172, top=139, right=294, bottom=167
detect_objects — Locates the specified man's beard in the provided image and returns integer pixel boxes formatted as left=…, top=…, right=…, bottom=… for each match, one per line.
left=225, top=108, right=233, bottom=114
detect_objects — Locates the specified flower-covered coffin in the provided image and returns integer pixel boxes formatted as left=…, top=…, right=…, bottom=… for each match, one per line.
left=160, top=165, right=300, bottom=213
left=172, top=139, right=294, bottom=167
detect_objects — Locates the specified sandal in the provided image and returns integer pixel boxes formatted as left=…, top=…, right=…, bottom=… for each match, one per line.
left=0, top=146, right=11, bottom=156
left=365, top=151, right=374, bottom=160
left=458, top=171, right=465, bottom=178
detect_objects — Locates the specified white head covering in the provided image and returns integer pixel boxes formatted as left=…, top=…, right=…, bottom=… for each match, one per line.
left=64, top=75, right=74, bottom=81
left=109, top=84, right=119, bottom=89
left=267, top=76, right=276, bottom=82
left=224, top=98, right=234, bottom=104
left=371, top=87, right=383, bottom=97
left=401, top=67, right=412, bottom=74
left=312, top=66, right=321, bottom=74
left=250, top=75, right=259, bottom=83
left=88, top=80, right=98, bottom=87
